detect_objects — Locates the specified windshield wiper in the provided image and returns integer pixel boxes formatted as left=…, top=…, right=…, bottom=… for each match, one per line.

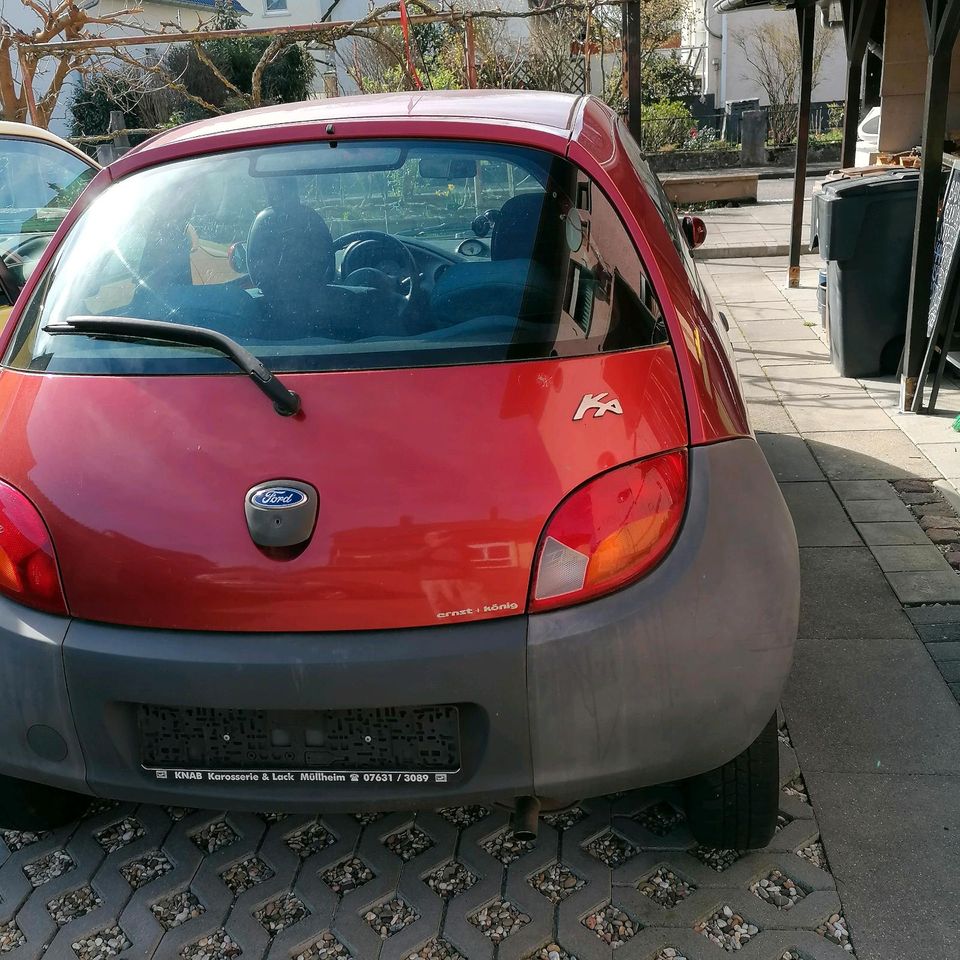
left=42, top=316, right=301, bottom=417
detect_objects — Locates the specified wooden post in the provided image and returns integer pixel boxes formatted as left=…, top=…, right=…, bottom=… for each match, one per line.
left=464, top=17, right=477, bottom=89
left=17, top=45, right=39, bottom=126
left=902, top=0, right=960, bottom=411
left=840, top=55, right=863, bottom=168
left=839, top=0, right=882, bottom=169
left=108, top=111, right=130, bottom=156
left=623, top=0, right=641, bottom=143
left=788, top=3, right=815, bottom=289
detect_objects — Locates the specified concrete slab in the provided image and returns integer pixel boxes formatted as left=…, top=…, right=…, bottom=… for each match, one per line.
left=831, top=480, right=899, bottom=501
left=740, top=320, right=819, bottom=343
left=747, top=397, right=796, bottom=434
left=905, top=604, right=960, bottom=624
left=855, top=522, right=930, bottom=546
left=783, top=399, right=898, bottom=434
left=798, top=548, right=915, bottom=640
left=756, top=433, right=825, bottom=482
left=843, top=499, right=915, bottom=523
left=919, top=441, right=960, bottom=478
left=885, top=570, right=960, bottom=605
left=798, top=771, right=960, bottom=960
left=886, top=410, right=960, bottom=445
left=869, top=544, right=953, bottom=573
left=780, top=483, right=860, bottom=547
left=784, top=638, right=960, bottom=774
left=806, top=432, right=936, bottom=481
left=750, top=340, right=830, bottom=367
left=926, top=641, right=960, bottom=661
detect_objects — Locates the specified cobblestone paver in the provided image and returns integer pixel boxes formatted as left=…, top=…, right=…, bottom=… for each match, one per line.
left=0, top=739, right=853, bottom=960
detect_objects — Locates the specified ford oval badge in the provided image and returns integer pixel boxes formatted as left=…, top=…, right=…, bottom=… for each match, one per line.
left=250, top=487, right=308, bottom=509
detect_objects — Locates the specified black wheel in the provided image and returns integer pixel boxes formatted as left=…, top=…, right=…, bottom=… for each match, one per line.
left=0, top=774, right=90, bottom=831
left=681, top=712, right=779, bottom=849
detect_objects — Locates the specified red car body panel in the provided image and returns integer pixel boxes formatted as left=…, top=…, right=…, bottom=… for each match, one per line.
left=0, top=349, right=685, bottom=631
left=0, top=92, right=749, bottom=633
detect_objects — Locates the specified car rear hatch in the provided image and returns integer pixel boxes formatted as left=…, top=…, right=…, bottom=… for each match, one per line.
left=0, top=349, right=686, bottom=632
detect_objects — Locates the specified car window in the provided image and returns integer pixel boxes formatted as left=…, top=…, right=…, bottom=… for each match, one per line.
left=0, top=136, right=95, bottom=299
left=6, top=139, right=667, bottom=376
left=617, top=121, right=702, bottom=296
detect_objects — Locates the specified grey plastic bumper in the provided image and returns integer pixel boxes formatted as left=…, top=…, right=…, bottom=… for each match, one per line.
left=0, top=438, right=798, bottom=810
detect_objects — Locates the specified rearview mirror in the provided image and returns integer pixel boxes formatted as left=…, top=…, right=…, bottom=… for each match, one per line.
left=418, top=156, right=477, bottom=180
left=682, top=215, right=707, bottom=249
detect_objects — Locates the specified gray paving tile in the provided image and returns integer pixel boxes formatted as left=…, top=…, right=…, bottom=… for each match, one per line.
left=783, top=638, right=960, bottom=774
left=917, top=622, right=960, bottom=641
left=779, top=483, right=860, bottom=547
left=798, top=547, right=915, bottom=640
left=927, top=641, right=960, bottom=661
left=807, top=432, right=936, bottom=481
left=869, top=544, right=952, bottom=573
left=906, top=603, right=960, bottom=624
left=843, top=498, right=915, bottom=523
left=886, top=570, right=960, bottom=604
left=799, top=772, right=960, bottom=960
left=855, top=521, right=930, bottom=546
left=756, top=433, right=825, bottom=482
left=831, top=479, right=899, bottom=501
left=939, top=661, right=960, bottom=682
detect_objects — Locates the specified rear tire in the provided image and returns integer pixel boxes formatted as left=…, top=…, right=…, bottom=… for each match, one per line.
left=0, top=774, right=90, bottom=831
left=681, top=712, right=779, bottom=849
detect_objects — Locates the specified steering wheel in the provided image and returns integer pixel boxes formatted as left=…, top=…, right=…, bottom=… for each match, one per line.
left=334, top=231, right=420, bottom=305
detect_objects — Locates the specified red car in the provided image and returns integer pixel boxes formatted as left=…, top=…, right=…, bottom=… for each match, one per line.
left=0, top=91, right=798, bottom=848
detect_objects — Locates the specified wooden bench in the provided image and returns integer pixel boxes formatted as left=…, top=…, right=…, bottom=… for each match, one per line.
left=659, top=172, right=759, bottom=205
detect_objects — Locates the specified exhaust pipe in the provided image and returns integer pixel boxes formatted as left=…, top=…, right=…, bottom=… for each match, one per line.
left=511, top=796, right=541, bottom=841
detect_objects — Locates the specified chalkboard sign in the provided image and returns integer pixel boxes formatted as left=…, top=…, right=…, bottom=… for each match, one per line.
left=928, top=162, right=960, bottom=336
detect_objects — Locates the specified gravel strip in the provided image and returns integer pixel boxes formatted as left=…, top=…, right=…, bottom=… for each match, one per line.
left=47, top=885, right=103, bottom=926
left=286, top=822, right=335, bottom=858
left=797, top=840, right=828, bottom=870
left=817, top=913, right=854, bottom=952
left=581, top=904, right=638, bottom=947
left=583, top=829, right=639, bottom=868
left=404, top=938, right=465, bottom=960
left=23, top=850, right=74, bottom=887
left=424, top=861, right=478, bottom=899
left=480, top=829, right=535, bottom=865
left=529, top=944, right=575, bottom=960
left=1, top=829, right=47, bottom=852
left=84, top=799, right=117, bottom=818
left=437, top=805, right=489, bottom=827
left=778, top=722, right=794, bottom=747
left=151, top=891, right=205, bottom=930
left=352, top=812, right=384, bottom=826
left=776, top=812, right=793, bottom=833
left=364, top=898, right=420, bottom=939
left=255, top=894, right=309, bottom=936
left=71, top=925, right=131, bottom=960
left=654, top=950, right=688, bottom=960
left=468, top=899, right=530, bottom=943
left=0, top=920, right=25, bottom=954
left=295, top=932, right=353, bottom=960
left=220, top=856, right=275, bottom=895
left=121, top=851, right=174, bottom=890
left=783, top=775, right=810, bottom=804
left=180, top=929, right=242, bottom=960
left=542, top=807, right=587, bottom=831
left=192, top=819, right=239, bottom=854
left=638, top=867, right=695, bottom=908
left=321, top=857, right=374, bottom=895
left=95, top=817, right=145, bottom=854
left=528, top=862, right=585, bottom=903
left=257, top=812, right=288, bottom=825
left=634, top=801, right=685, bottom=836
left=695, top=906, right=759, bottom=952
left=691, top=846, right=743, bottom=872
left=383, top=825, right=433, bottom=862
left=165, top=807, right=195, bottom=822
left=751, top=870, right=807, bottom=910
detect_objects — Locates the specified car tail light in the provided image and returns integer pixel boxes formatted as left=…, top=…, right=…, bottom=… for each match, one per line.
left=0, top=480, right=67, bottom=615
left=530, top=450, right=687, bottom=612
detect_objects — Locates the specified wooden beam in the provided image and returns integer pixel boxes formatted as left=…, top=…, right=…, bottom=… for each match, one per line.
left=840, top=54, right=863, bottom=168
left=623, top=0, right=642, bottom=143
left=788, top=3, right=815, bottom=288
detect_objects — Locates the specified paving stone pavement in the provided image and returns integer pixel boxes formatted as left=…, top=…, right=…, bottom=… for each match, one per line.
left=0, top=755, right=855, bottom=960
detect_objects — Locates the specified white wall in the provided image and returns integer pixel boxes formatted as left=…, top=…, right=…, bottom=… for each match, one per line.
left=700, top=3, right=846, bottom=109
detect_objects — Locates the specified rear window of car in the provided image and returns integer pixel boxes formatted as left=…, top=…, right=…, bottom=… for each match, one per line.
left=5, top=139, right=668, bottom=375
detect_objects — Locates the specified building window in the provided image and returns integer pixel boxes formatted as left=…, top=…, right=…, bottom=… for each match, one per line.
left=265, top=0, right=288, bottom=13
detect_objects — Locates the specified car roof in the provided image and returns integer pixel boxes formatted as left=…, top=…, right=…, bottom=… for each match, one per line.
left=133, top=91, right=584, bottom=156
left=0, top=121, right=98, bottom=168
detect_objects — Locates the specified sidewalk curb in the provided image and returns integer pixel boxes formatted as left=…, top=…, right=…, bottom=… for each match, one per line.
left=694, top=242, right=815, bottom=260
